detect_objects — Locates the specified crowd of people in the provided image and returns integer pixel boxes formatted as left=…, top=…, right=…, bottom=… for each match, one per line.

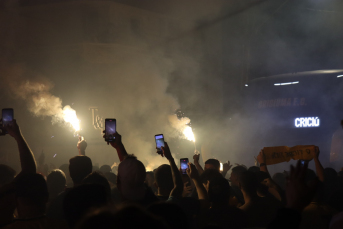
left=1, top=119, right=343, bottom=229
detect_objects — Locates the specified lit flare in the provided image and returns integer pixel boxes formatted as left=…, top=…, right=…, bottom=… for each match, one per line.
left=62, top=105, right=80, bottom=132
left=183, top=126, right=195, bottom=142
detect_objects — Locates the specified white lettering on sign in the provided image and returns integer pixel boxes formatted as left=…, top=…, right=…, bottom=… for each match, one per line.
left=295, top=117, right=320, bottom=128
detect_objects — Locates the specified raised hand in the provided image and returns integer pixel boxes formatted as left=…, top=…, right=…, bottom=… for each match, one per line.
left=257, top=149, right=266, bottom=164
left=285, top=160, right=319, bottom=211
left=161, top=142, right=173, bottom=161
left=310, top=146, right=320, bottom=159
left=77, top=136, right=87, bottom=152
left=222, top=161, right=232, bottom=172
left=186, top=162, right=199, bottom=180
left=193, top=153, right=200, bottom=163
left=103, top=131, right=122, bottom=149
left=4, top=119, right=21, bottom=140
left=103, top=131, right=127, bottom=161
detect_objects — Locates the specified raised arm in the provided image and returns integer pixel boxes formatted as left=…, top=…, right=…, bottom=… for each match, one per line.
left=221, top=160, right=232, bottom=178
left=104, top=131, right=128, bottom=162
left=161, top=142, right=183, bottom=198
left=4, top=119, right=36, bottom=173
left=257, top=150, right=270, bottom=176
left=268, top=160, right=319, bottom=229
left=258, top=150, right=285, bottom=203
left=187, top=163, right=208, bottom=201
left=193, top=153, right=204, bottom=175
left=312, top=147, right=324, bottom=182
left=77, top=136, right=87, bottom=156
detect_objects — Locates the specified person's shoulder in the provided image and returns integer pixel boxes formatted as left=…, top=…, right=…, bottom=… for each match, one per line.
left=3, top=217, right=69, bottom=229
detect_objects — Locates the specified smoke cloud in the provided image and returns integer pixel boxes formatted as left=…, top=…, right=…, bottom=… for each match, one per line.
left=1, top=62, right=80, bottom=132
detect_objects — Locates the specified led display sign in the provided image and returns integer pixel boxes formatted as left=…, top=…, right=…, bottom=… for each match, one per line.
left=295, top=117, right=320, bottom=128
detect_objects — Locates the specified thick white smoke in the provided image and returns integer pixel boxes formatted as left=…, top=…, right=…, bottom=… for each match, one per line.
left=2, top=63, right=80, bottom=132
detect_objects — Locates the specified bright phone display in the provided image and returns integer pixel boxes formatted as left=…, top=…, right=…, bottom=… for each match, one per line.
left=105, top=119, right=116, bottom=142
left=155, top=134, right=165, bottom=151
left=180, top=158, right=189, bottom=174
left=2, top=108, right=13, bottom=134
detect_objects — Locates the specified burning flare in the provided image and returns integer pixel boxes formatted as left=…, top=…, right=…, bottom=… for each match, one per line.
left=183, top=126, right=195, bottom=142
left=168, top=115, right=195, bottom=142
left=61, top=105, right=80, bottom=132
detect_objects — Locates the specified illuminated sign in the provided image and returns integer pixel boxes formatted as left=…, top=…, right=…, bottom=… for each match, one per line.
left=295, top=117, right=320, bottom=128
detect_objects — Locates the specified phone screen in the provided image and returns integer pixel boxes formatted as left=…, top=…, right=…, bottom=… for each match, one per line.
left=180, top=158, right=189, bottom=174
left=105, top=119, right=116, bottom=142
left=2, top=109, right=13, bottom=134
left=155, top=134, right=165, bottom=151
left=2, top=108, right=13, bottom=125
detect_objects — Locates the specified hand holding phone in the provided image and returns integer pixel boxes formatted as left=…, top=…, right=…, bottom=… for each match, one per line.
left=2, top=119, right=21, bottom=139
left=160, top=142, right=173, bottom=160
left=186, top=162, right=200, bottom=180
left=155, top=134, right=165, bottom=156
left=180, top=158, right=189, bottom=175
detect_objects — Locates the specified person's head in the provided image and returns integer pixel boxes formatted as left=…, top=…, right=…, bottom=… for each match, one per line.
left=204, top=159, right=220, bottom=171
left=69, top=156, right=93, bottom=185
left=14, top=173, right=49, bottom=216
left=0, top=164, right=16, bottom=187
left=248, top=166, right=260, bottom=173
left=82, top=171, right=111, bottom=199
left=63, top=184, right=109, bottom=228
left=230, top=166, right=247, bottom=187
left=104, top=172, right=117, bottom=188
left=47, top=169, right=66, bottom=199
left=208, top=176, right=231, bottom=203
left=117, top=156, right=146, bottom=201
left=99, top=165, right=112, bottom=174
left=238, top=171, right=258, bottom=195
left=60, top=163, right=73, bottom=188
left=154, top=164, right=173, bottom=195
left=200, top=169, right=222, bottom=192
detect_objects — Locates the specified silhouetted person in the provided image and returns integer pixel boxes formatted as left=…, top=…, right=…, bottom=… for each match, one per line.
left=76, top=205, right=167, bottom=229
left=47, top=155, right=93, bottom=220
left=4, top=173, right=67, bottom=229
left=239, top=171, right=281, bottom=228
left=154, top=164, right=174, bottom=201
left=99, top=165, right=112, bottom=174
left=230, top=166, right=247, bottom=205
left=47, top=169, right=66, bottom=203
left=63, top=184, right=109, bottom=228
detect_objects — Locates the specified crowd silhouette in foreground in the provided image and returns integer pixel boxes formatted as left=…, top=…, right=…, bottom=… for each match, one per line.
left=1, top=119, right=343, bottom=229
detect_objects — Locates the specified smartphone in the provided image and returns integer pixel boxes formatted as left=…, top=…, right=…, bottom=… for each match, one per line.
left=2, top=108, right=13, bottom=134
left=299, top=160, right=306, bottom=166
left=155, top=134, right=165, bottom=151
left=105, top=119, right=116, bottom=142
left=180, top=158, right=189, bottom=175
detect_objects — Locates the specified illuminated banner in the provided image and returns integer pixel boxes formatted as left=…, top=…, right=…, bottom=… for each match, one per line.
left=295, top=117, right=320, bottom=128
left=263, top=145, right=316, bottom=165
